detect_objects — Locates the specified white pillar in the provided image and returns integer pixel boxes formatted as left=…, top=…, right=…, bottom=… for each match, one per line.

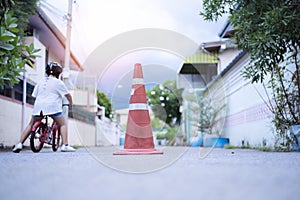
left=21, top=71, right=27, bottom=133
left=63, top=0, right=74, bottom=124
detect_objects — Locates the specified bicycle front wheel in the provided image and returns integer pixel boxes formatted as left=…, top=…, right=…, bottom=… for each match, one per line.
left=52, top=123, right=60, bottom=152
left=30, top=122, right=45, bottom=153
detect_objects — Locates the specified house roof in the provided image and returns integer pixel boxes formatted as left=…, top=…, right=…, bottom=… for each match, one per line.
left=218, top=20, right=235, bottom=38
left=183, top=49, right=219, bottom=64
left=204, top=50, right=247, bottom=90
left=29, top=8, right=83, bottom=71
left=201, top=41, right=224, bottom=52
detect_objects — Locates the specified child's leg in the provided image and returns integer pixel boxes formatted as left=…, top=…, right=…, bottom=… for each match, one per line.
left=20, top=118, right=35, bottom=144
left=13, top=117, right=36, bottom=152
left=53, top=116, right=68, bottom=145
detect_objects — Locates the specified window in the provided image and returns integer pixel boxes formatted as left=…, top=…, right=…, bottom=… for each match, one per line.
left=0, top=79, right=35, bottom=105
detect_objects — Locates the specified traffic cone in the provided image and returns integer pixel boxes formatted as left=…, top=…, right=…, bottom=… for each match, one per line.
left=113, top=63, right=163, bottom=155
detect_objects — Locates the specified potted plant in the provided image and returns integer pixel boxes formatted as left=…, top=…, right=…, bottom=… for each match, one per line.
left=197, top=92, right=229, bottom=148
left=185, top=90, right=229, bottom=147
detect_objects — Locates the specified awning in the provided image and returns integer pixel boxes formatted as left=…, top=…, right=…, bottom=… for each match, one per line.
left=184, top=50, right=218, bottom=64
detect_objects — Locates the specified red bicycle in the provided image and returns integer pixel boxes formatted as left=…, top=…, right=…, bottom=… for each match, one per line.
left=30, top=115, right=61, bottom=152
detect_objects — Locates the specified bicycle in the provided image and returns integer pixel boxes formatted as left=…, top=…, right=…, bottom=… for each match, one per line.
left=30, top=114, right=61, bottom=153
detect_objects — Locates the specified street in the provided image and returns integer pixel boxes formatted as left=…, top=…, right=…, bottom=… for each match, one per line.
left=0, top=146, right=299, bottom=200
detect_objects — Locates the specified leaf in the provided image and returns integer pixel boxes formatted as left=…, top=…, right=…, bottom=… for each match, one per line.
left=0, top=43, right=14, bottom=50
left=8, top=27, right=19, bottom=33
left=5, top=12, right=17, bottom=25
left=0, top=30, right=16, bottom=42
left=8, top=23, right=17, bottom=29
left=15, top=68, right=26, bottom=73
left=32, top=48, right=41, bottom=54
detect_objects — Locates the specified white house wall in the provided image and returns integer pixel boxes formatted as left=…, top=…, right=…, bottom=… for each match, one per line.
left=220, top=54, right=275, bottom=147
left=71, top=90, right=97, bottom=112
left=181, top=49, right=287, bottom=148
left=23, top=36, right=47, bottom=84
left=218, top=48, right=240, bottom=73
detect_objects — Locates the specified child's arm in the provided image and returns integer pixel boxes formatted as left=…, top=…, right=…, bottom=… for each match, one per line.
left=65, top=93, right=73, bottom=108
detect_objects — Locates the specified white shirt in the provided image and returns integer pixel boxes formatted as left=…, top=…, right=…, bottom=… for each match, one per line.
left=32, top=76, right=69, bottom=116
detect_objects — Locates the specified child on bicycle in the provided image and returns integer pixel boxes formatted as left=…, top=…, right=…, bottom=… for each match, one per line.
left=13, top=62, right=76, bottom=153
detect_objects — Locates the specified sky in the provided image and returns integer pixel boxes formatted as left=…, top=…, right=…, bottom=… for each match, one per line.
left=40, top=0, right=228, bottom=109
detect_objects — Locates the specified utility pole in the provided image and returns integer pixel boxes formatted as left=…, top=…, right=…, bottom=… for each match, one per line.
left=21, top=72, right=27, bottom=133
left=64, top=0, right=72, bottom=73
left=62, top=0, right=74, bottom=124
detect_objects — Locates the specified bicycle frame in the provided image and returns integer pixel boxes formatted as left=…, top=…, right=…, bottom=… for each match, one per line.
left=30, top=115, right=60, bottom=152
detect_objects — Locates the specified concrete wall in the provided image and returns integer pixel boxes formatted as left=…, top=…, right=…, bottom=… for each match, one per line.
left=95, top=118, right=120, bottom=146
left=68, top=118, right=96, bottom=147
left=0, top=96, right=96, bottom=147
left=0, top=97, right=32, bottom=147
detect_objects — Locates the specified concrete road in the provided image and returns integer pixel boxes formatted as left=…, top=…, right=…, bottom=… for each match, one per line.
left=0, top=146, right=299, bottom=200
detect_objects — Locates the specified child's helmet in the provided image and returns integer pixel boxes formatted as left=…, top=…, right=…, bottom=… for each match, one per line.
left=46, top=62, right=63, bottom=78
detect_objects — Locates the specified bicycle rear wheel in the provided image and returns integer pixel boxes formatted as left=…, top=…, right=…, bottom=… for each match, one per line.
left=30, top=122, right=45, bottom=152
left=52, top=123, right=60, bottom=151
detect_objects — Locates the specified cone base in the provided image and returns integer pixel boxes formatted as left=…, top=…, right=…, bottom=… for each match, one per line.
left=113, top=148, right=163, bottom=155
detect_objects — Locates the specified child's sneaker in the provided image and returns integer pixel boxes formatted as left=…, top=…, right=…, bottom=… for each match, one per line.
left=61, top=144, right=76, bottom=152
left=12, top=143, right=23, bottom=153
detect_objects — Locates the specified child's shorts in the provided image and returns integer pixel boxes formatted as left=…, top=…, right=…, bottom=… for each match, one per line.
left=32, top=112, right=63, bottom=119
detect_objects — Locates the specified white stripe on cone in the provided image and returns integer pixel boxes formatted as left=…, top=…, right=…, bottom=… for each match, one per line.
left=132, top=78, right=144, bottom=85
left=129, top=103, right=148, bottom=110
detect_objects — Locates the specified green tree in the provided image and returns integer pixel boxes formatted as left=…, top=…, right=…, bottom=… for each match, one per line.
left=0, top=0, right=15, bottom=11
left=4, top=0, right=39, bottom=37
left=201, top=1, right=299, bottom=82
left=0, top=0, right=39, bottom=88
left=146, top=79, right=183, bottom=126
left=200, top=0, right=300, bottom=148
left=97, top=90, right=112, bottom=119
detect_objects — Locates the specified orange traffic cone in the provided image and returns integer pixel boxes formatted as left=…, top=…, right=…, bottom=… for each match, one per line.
left=113, top=63, right=163, bottom=155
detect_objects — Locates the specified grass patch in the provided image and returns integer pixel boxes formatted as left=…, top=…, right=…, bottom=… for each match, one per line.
left=224, top=144, right=236, bottom=149
left=224, top=144, right=273, bottom=152
left=252, top=146, right=272, bottom=152
left=70, top=145, right=83, bottom=149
